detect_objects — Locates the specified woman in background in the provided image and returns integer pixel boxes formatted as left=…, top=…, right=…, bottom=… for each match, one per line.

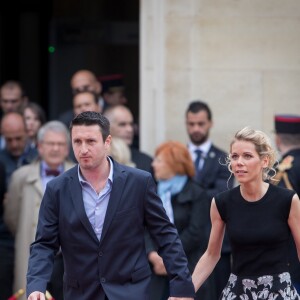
left=109, top=136, right=135, bottom=167
left=23, top=102, right=46, bottom=148
left=192, top=127, right=300, bottom=299
left=148, top=141, right=215, bottom=300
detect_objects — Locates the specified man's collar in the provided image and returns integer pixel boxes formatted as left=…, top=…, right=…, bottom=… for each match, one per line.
left=78, top=156, right=114, bottom=184
left=188, top=140, right=212, bottom=155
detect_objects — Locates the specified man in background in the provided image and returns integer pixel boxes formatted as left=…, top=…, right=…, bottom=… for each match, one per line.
left=0, top=112, right=38, bottom=185
left=272, top=114, right=300, bottom=292
left=0, top=80, right=28, bottom=149
left=104, top=105, right=152, bottom=173
left=0, top=80, right=28, bottom=115
left=59, top=69, right=103, bottom=126
left=73, top=91, right=102, bottom=116
left=98, top=74, right=127, bottom=112
left=185, top=100, right=234, bottom=298
left=0, top=112, right=38, bottom=299
left=4, top=120, right=74, bottom=300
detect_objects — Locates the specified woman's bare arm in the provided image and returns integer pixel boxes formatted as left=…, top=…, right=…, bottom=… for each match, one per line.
left=192, top=198, right=226, bottom=292
left=288, top=194, right=300, bottom=261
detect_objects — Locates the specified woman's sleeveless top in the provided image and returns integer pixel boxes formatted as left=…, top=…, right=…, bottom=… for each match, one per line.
left=215, top=184, right=295, bottom=276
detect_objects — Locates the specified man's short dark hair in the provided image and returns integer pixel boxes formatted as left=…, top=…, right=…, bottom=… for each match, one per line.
left=186, top=100, right=212, bottom=121
left=70, top=111, right=110, bottom=141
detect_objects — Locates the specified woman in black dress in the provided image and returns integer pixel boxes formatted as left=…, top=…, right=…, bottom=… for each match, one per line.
left=191, top=127, right=300, bottom=300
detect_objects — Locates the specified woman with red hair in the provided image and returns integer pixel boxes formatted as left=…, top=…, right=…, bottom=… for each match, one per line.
left=147, top=141, right=215, bottom=300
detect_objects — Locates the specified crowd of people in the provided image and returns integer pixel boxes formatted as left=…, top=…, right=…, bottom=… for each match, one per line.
left=0, top=70, right=299, bottom=300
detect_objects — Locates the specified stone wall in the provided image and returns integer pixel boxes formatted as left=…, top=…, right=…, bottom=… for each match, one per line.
left=140, top=0, right=300, bottom=155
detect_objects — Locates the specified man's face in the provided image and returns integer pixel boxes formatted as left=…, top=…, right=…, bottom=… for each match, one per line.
left=38, top=131, right=69, bottom=168
left=110, top=109, right=134, bottom=146
left=0, top=87, right=24, bottom=113
left=71, top=124, right=111, bottom=171
left=186, top=110, right=212, bottom=145
left=71, top=74, right=101, bottom=95
left=104, top=91, right=127, bottom=106
left=2, top=124, right=27, bottom=157
left=73, top=93, right=100, bottom=116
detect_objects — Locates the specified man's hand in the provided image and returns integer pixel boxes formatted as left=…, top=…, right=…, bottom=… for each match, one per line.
left=148, top=251, right=167, bottom=275
left=28, top=291, right=45, bottom=300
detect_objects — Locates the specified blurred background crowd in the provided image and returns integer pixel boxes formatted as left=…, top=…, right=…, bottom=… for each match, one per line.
left=0, top=1, right=299, bottom=299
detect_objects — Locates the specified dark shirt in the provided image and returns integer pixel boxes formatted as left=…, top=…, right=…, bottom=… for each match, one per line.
left=0, top=145, right=38, bottom=247
left=0, top=145, right=38, bottom=186
left=216, top=184, right=295, bottom=276
left=0, top=161, right=10, bottom=245
left=276, top=148, right=300, bottom=282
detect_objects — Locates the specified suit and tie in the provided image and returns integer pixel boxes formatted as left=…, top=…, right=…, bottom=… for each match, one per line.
left=27, top=159, right=194, bottom=300
left=190, top=143, right=233, bottom=200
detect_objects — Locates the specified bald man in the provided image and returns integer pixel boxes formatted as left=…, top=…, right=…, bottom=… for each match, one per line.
left=71, top=69, right=102, bottom=95
left=59, top=70, right=104, bottom=127
left=0, top=112, right=38, bottom=299
left=104, top=105, right=153, bottom=173
left=0, top=112, right=38, bottom=184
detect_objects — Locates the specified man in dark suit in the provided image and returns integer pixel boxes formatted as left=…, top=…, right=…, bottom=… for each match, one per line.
left=185, top=100, right=234, bottom=299
left=27, top=111, right=194, bottom=300
left=272, top=114, right=300, bottom=292
left=185, top=101, right=233, bottom=199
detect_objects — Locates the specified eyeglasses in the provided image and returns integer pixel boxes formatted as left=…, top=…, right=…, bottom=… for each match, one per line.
left=42, top=141, right=67, bottom=148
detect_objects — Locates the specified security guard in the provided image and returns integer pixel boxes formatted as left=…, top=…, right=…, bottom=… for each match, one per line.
left=272, top=114, right=300, bottom=195
left=272, top=114, right=300, bottom=292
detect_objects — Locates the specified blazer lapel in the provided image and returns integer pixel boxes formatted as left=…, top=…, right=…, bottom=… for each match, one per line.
left=100, top=161, right=127, bottom=244
left=199, top=146, right=217, bottom=180
left=69, top=167, right=99, bottom=243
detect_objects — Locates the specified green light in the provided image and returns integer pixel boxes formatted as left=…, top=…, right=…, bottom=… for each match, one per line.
left=48, top=46, right=55, bottom=53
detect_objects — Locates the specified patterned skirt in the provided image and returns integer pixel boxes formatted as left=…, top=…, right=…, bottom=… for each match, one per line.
left=220, top=272, right=300, bottom=300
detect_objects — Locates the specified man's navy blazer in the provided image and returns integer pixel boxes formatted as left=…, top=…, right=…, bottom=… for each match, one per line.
left=26, top=160, right=194, bottom=300
left=195, top=144, right=233, bottom=200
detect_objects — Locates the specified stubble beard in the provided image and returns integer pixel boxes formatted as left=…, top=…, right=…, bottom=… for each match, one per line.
left=190, top=133, right=208, bottom=146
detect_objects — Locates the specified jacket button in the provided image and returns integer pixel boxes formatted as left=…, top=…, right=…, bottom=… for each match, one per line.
left=101, top=277, right=106, bottom=283
left=99, top=251, right=103, bottom=257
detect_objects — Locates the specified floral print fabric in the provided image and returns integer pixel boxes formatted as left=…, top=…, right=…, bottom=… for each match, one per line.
left=220, top=272, right=300, bottom=300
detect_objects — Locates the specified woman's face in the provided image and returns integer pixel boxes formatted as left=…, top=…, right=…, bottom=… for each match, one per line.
left=230, top=140, right=268, bottom=184
left=152, top=153, right=175, bottom=180
left=24, top=108, right=42, bottom=139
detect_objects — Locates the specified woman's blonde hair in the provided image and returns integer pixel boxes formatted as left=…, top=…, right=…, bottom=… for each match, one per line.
left=228, top=127, right=277, bottom=181
left=109, top=137, right=135, bottom=167
left=155, top=141, right=195, bottom=177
